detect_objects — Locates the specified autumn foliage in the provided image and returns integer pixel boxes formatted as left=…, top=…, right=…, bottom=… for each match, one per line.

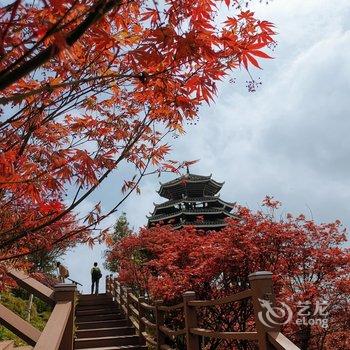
left=108, top=198, right=350, bottom=350
left=0, top=0, right=275, bottom=265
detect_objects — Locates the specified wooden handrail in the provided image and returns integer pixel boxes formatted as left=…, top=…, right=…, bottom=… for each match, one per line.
left=142, top=331, right=157, bottom=346
left=129, top=292, right=138, bottom=303
left=1, top=270, right=76, bottom=350
left=140, top=301, right=156, bottom=311
left=190, top=328, right=258, bottom=340
left=129, top=304, right=139, bottom=317
left=159, top=325, right=185, bottom=337
left=188, top=289, right=252, bottom=307
left=268, top=332, right=301, bottom=350
left=34, top=301, right=72, bottom=350
left=0, top=304, right=41, bottom=345
left=8, top=269, right=55, bottom=305
left=158, top=302, right=184, bottom=311
left=141, top=316, right=157, bottom=329
left=108, top=273, right=301, bottom=350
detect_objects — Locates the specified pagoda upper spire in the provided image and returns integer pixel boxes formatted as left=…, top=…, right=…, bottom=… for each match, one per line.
left=157, top=172, right=223, bottom=200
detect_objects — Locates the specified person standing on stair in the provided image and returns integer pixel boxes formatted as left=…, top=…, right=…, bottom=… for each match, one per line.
left=56, top=261, right=69, bottom=283
left=91, top=262, right=102, bottom=295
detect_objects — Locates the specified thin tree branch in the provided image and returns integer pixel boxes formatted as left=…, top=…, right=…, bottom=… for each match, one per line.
left=0, top=0, right=122, bottom=90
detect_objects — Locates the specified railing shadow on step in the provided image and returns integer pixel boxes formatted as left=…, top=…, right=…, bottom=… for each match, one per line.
left=106, top=271, right=301, bottom=350
left=0, top=269, right=76, bottom=350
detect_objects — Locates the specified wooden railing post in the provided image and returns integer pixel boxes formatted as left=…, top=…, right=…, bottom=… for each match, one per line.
left=109, top=274, right=113, bottom=297
left=249, top=271, right=279, bottom=350
left=106, top=275, right=111, bottom=295
left=54, top=284, right=76, bottom=350
left=113, top=277, right=118, bottom=301
left=126, top=287, right=132, bottom=325
left=138, top=296, right=146, bottom=345
left=120, top=285, right=125, bottom=310
left=116, top=280, right=121, bottom=305
left=183, top=291, right=200, bottom=350
left=155, top=300, right=165, bottom=350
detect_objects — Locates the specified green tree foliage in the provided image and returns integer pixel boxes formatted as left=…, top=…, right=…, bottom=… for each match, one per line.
left=28, top=249, right=66, bottom=274
left=104, top=213, right=132, bottom=272
left=0, top=289, right=51, bottom=345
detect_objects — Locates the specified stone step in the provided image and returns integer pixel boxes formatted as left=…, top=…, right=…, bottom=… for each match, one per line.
left=76, top=326, right=135, bottom=339
left=74, top=335, right=139, bottom=349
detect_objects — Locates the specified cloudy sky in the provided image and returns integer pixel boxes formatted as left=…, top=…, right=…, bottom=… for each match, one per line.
left=65, top=0, right=350, bottom=293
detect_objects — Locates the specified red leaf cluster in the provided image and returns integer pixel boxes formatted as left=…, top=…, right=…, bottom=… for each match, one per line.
left=110, top=199, right=350, bottom=349
left=0, top=1, right=275, bottom=264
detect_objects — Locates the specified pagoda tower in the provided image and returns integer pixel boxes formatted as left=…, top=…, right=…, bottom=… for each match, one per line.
left=147, top=171, right=237, bottom=230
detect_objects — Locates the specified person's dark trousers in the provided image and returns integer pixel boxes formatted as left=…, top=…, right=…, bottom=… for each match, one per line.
left=91, top=278, right=99, bottom=295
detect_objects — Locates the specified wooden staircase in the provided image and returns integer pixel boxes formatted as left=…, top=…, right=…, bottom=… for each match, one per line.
left=74, top=294, right=147, bottom=350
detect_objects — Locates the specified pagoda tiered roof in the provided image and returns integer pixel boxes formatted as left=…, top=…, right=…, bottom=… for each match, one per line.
left=157, top=173, right=224, bottom=199
left=147, top=172, right=237, bottom=231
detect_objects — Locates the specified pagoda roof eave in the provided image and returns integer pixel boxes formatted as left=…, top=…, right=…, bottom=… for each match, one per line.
left=152, top=196, right=236, bottom=213
left=157, top=173, right=224, bottom=198
left=147, top=209, right=238, bottom=222
left=172, top=220, right=228, bottom=230
left=159, top=173, right=212, bottom=187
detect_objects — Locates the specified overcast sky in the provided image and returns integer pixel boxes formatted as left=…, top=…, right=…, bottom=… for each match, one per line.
left=65, top=0, right=350, bottom=293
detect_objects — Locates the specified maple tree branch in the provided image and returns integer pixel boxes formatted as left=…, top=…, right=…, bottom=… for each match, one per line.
left=0, top=0, right=81, bottom=69
left=0, top=115, right=153, bottom=249
left=0, top=0, right=21, bottom=52
left=0, top=0, right=122, bottom=90
left=0, top=124, right=173, bottom=262
left=0, top=168, right=144, bottom=262
left=0, top=73, right=136, bottom=105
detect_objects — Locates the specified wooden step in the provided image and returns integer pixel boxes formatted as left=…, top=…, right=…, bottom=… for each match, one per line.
left=76, top=303, right=118, bottom=311
left=78, top=299, right=115, bottom=307
left=78, top=294, right=112, bottom=301
left=74, top=335, right=139, bottom=349
left=76, top=319, right=129, bottom=330
left=77, top=295, right=114, bottom=306
left=76, top=308, right=121, bottom=317
left=77, top=346, right=147, bottom=350
left=76, top=313, right=124, bottom=323
left=76, top=326, right=135, bottom=338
